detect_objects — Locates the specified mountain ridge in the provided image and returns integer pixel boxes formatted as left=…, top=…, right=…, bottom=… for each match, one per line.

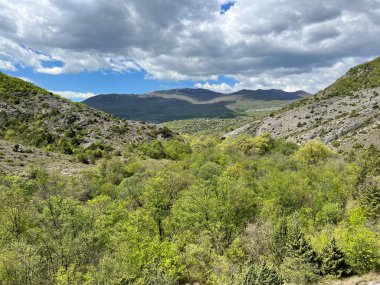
left=84, top=88, right=311, bottom=123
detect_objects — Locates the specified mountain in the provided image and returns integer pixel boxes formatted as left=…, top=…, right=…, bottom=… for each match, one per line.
left=224, top=57, right=380, bottom=149
left=0, top=72, right=173, bottom=170
left=229, top=89, right=309, bottom=101
left=153, top=88, right=223, bottom=101
left=83, top=88, right=310, bottom=123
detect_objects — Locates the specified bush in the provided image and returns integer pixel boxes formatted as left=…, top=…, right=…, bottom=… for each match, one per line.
left=222, top=133, right=274, bottom=156
left=163, top=140, right=192, bottom=160
left=335, top=207, right=380, bottom=273
left=138, top=141, right=166, bottom=159
left=294, top=140, right=336, bottom=164
left=74, top=142, right=112, bottom=164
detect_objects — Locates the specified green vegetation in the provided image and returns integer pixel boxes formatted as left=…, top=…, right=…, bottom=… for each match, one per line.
left=162, top=112, right=269, bottom=135
left=0, top=72, right=48, bottom=99
left=0, top=73, right=84, bottom=154
left=1, top=58, right=380, bottom=284
left=322, top=56, right=380, bottom=98
left=281, top=56, right=380, bottom=112
left=0, top=113, right=114, bottom=163
left=0, top=134, right=379, bottom=284
left=0, top=73, right=94, bottom=158
left=0, top=72, right=172, bottom=165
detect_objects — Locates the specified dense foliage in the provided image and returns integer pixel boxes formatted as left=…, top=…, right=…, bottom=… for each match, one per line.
left=0, top=134, right=379, bottom=284
left=162, top=113, right=269, bottom=135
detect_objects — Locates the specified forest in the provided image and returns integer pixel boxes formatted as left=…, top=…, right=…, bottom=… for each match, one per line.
left=0, top=133, right=379, bottom=284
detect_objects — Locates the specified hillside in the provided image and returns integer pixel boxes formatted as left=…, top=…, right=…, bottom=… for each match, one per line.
left=84, top=88, right=310, bottom=123
left=0, top=139, right=86, bottom=176
left=224, top=57, right=380, bottom=149
left=0, top=72, right=173, bottom=166
left=1, top=72, right=379, bottom=285
left=1, top=131, right=379, bottom=284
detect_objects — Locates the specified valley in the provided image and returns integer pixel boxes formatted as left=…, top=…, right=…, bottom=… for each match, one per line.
left=1, top=1, right=380, bottom=284
left=0, top=56, right=379, bottom=285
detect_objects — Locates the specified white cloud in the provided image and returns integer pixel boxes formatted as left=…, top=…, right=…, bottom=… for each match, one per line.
left=195, top=82, right=236, bottom=93
left=52, top=90, right=95, bottom=100
left=0, top=0, right=379, bottom=92
left=195, top=57, right=369, bottom=93
left=17, top=76, right=33, bottom=82
left=0, top=59, right=16, bottom=71
left=0, top=37, right=50, bottom=70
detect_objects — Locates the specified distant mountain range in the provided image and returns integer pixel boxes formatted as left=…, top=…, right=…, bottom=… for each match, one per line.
left=83, top=88, right=310, bottom=123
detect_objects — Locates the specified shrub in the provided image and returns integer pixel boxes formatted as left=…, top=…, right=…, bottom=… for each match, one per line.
left=163, top=140, right=192, bottom=160
left=138, top=141, right=166, bottom=159
left=335, top=207, right=380, bottom=273
left=293, top=140, right=336, bottom=164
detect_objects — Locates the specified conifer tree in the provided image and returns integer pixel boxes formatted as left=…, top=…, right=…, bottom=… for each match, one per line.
left=270, top=219, right=288, bottom=265
left=286, top=225, right=321, bottom=267
left=321, top=238, right=353, bottom=278
left=281, top=225, right=322, bottom=284
left=359, top=177, right=380, bottom=219
left=356, top=146, right=380, bottom=219
left=243, top=262, right=283, bottom=285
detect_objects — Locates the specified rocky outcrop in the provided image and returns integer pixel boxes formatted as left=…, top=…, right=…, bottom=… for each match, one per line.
left=223, top=87, right=380, bottom=149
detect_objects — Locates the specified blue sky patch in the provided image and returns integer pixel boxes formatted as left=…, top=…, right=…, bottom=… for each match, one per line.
left=1, top=67, right=238, bottom=101
left=220, top=1, right=235, bottom=14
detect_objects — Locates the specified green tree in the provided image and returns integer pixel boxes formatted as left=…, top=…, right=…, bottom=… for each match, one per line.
left=142, top=170, right=190, bottom=241
left=358, top=177, right=380, bottom=219
left=269, top=219, right=288, bottom=265
left=281, top=225, right=321, bottom=284
left=356, top=146, right=380, bottom=219
left=243, top=262, right=283, bottom=285
left=321, top=238, right=353, bottom=278
left=163, top=139, right=192, bottom=160
left=335, top=206, right=380, bottom=273
left=294, top=140, right=336, bottom=164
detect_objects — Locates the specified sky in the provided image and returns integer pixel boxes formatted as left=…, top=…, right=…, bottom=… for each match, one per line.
left=0, top=0, right=379, bottom=101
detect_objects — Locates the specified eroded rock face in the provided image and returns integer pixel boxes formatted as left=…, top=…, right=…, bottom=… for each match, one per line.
left=224, top=87, right=380, bottom=149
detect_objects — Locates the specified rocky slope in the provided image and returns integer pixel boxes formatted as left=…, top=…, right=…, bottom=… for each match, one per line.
left=0, top=72, right=173, bottom=160
left=224, top=57, right=380, bottom=149
left=0, top=139, right=87, bottom=176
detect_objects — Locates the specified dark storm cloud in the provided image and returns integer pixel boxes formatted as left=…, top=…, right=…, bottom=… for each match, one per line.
left=306, top=26, right=340, bottom=44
